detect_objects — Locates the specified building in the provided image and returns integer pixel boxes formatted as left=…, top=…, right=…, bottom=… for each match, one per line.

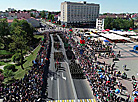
left=96, top=14, right=130, bottom=30
left=61, top=1, right=100, bottom=28
left=8, top=8, right=14, bottom=12
left=96, top=17, right=104, bottom=30
left=8, top=12, right=30, bottom=19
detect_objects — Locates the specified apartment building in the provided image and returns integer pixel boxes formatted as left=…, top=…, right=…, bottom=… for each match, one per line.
left=61, top=1, right=100, bottom=27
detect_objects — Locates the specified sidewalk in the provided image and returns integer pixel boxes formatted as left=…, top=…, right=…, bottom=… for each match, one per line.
left=97, top=55, right=133, bottom=97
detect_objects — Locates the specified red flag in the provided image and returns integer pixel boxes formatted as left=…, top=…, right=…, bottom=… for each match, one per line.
left=80, top=40, right=85, bottom=44
left=62, top=25, right=65, bottom=27
left=45, top=58, right=48, bottom=61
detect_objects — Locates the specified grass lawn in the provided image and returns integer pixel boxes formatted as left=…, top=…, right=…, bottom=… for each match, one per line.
left=14, top=45, right=41, bottom=80
left=34, top=35, right=44, bottom=39
left=0, top=50, right=12, bottom=55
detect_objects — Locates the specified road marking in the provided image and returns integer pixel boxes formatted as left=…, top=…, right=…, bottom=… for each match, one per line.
left=89, top=99, right=91, bottom=102
left=57, top=76, right=59, bottom=99
left=62, top=72, right=66, bottom=80
left=80, top=99, right=82, bottom=102
left=47, top=99, right=96, bottom=102
left=93, top=99, right=96, bottom=102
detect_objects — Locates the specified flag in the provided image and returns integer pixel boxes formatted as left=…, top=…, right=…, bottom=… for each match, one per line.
left=80, top=40, right=85, bottom=44
left=45, top=58, right=48, bottom=61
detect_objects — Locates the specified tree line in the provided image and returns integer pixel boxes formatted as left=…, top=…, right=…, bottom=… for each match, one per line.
left=104, top=17, right=134, bottom=30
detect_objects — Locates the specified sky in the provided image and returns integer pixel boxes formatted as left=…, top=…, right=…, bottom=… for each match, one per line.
left=0, top=0, right=138, bottom=13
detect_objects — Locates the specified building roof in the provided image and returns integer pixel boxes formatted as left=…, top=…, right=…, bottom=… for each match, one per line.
left=7, top=18, right=26, bottom=23
left=61, top=1, right=99, bottom=6
left=110, top=30, right=137, bottom=36
left=99, top=33, right=130, bottom=40
left=98, top=14, right=128, bottom=19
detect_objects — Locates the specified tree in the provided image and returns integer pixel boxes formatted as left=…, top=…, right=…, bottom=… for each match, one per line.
left=51, top=14, right=54, bottom=21
left=104, top=17, right=114, bottom=29
left=12, top=53, right=24, bottom=65
left=3, top=64, right=16, bottom=78
left=41, top=10, right=46, bottom=18
left=13, top=9, right=17, bottom=12
left=23, top=10, right=27, bottom=12
left=10, top=19, right=34, bottom=47
left=0, top=18, right=10, bottom=50
left=103, top=13, right=108, bottom=15
left=30, top=13, right=36, bottom=18
left=104, top=17, right=134, bottom=30
left=9, top=26, right=30, bottom=70
left=48, top=12, right=51, bottom=19
left=3, top=64, right=16, bottom=72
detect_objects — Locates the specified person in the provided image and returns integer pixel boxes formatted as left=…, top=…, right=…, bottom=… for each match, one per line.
left=123, top=65, right=127, bottom=70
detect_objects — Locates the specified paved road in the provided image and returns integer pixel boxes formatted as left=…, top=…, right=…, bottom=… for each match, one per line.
left=73, top=79, right=94, bottom=99
left=47, top=34, right=75, bottom=100
left=67, top=33, right=95, bottom=99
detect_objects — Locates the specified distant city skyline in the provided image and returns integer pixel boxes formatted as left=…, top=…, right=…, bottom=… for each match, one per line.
left=0, top=0, right=138, bottom=13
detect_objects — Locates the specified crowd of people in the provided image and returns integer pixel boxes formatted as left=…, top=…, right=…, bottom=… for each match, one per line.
left=0, top=33, right=50, bottom=102
left=67, top=32, right=132, bottom=102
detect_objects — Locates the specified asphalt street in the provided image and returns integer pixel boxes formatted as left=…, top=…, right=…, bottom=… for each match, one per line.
left=43, top=21, right=96, bottom=101
left=47, top=34, right=75, bottom=100
left=73, top=79, right=94, bottom=99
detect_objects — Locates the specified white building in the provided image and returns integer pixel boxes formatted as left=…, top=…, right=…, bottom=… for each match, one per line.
left=96, top=18, right=104, bottom=30
left=61, top=1, right=100, bottom=27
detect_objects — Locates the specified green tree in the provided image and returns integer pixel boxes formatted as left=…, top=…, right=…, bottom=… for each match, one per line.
left=30, top=13, right=36, bottom=18
left=3, top=64, right=16, bottom=72
left=23, top=10, right=27, bottom=12
left=0, top=18, right=10, bottom=50
left=10, top=19, right=34, bottom=47
left=104, top=17, right=114, bottom=29
left=41, top=10, right=46, bottom=18
left=9, top=26, right=30, bottom=70
left=3, top=64, right=16, bottom=77
left=3, top=69, right=14, bottom=78
left=12, top=53, right=24, bottom=64
left=51, top=14, right=54, bottom=21
left=48, top=12, right=51, bottom=19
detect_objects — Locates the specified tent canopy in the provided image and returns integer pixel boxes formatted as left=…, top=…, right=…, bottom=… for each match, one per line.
left=133, top=45, right=138, bottom=51
left=104, top=40, right=109, bottom=42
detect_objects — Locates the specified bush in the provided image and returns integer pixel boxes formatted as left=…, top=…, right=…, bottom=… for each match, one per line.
left=0, top=62, right=5, bottom=66
left=12, top=53, right=24, bottom=64
left=3, top=64, right=16, bottom=77
left=3, top=64, right=15, bottom=71
left=3, top=69, right=14, bottom=78
left=0, top=69, right=3, bottom=73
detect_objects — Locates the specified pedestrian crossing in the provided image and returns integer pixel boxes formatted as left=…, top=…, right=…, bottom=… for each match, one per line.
left=47, top=99, right=96, bottom=102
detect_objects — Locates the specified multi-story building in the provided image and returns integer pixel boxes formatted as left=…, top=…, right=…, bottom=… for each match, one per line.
left=61, top=1, right=100, bottom=27
left=96, top=17, right=104, bottom=30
